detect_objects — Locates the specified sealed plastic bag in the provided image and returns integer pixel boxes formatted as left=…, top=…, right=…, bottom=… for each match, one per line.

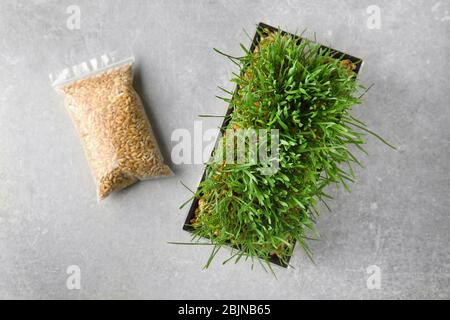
left=51, top=53, right=172, bottom=200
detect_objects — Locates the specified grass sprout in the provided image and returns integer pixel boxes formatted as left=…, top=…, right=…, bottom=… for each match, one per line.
left=183, top=28, right=394, bottom=270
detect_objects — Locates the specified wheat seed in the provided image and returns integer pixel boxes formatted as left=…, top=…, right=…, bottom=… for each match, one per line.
left=58, top=63, right=172, bottom=200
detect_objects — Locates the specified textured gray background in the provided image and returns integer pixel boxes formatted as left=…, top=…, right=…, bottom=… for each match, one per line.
left=0, top=0, right=449, bottom=299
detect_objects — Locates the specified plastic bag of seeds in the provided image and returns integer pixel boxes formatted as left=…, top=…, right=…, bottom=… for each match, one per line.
left=51, top=52, right=172, bottom=200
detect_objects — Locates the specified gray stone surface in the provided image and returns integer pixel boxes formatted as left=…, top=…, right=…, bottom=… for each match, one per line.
left=0, top=0, right=449, bottom=299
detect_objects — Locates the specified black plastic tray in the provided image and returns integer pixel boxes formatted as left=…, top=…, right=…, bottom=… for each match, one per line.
left=183, top=22, right=363, bottom=268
